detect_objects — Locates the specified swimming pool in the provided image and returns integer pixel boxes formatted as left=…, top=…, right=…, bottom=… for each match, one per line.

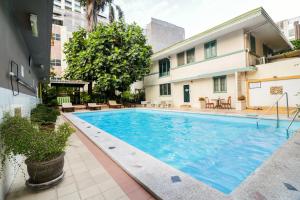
left=75, top=109, right=300, bottom=194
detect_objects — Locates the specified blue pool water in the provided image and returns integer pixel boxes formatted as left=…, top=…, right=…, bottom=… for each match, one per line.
left=75, top=109, right=300, bottom=194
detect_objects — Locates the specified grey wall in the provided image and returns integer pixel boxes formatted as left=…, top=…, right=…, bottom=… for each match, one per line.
left=146, top=18, right=185, bottom=53
left=0, top=0, right=38, bottom=97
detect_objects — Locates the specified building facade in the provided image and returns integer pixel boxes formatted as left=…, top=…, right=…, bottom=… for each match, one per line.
left=277, top=16, right=300, bottom=41
left=144, top=7, right=300, bottom=109
left=0, top=0, right=53, bottom=199
left=51, top=0, right=108, bottom=78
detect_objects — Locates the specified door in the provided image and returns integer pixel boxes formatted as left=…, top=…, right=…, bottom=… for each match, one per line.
left=183, top=85, right=190, bottom=102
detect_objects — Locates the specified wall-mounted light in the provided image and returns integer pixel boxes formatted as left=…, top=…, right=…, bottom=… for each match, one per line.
left=40, top=64, right=44, bottom=70
left=30, top=14, right=38, bottom=37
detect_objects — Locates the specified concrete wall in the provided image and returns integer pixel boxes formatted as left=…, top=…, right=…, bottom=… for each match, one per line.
left=246, top=58, right=300, bottom=107
left=0, top=0, right=39, bottom=97
left=146, top=18, right=185, bottom=53
left=0, top=1, right=39, bottom=199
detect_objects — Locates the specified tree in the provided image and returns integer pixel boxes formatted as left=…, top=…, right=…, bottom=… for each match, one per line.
left=64, top=21, right=152, bottom=99
left=291, top=39, right=300, bottom=50
left=78, top=0, right=123, bottom=32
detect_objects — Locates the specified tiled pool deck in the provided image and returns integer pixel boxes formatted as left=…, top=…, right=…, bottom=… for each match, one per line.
left=5, top=116, right=155, bottom=200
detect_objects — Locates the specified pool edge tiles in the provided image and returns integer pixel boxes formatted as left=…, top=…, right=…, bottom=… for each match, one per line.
left=64, top=112, right=229, bottom=200
left=64, top=110, right=300, bottom=200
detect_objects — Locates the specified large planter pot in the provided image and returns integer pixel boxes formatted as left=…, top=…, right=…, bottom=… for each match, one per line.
left=236, top=100, right=246, bottom=111
left=25, top=152, right=65, bottom=189
left=199, top=101, right=206, bottom=109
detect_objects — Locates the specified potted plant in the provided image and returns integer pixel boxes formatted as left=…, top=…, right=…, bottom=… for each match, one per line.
left=236, top=95, right=246, bottom=111
left=31, top=104, right=60, bottom=130
left=0, top=114, right=74, bottom=189
left=199, top=97, right=206, bottom=109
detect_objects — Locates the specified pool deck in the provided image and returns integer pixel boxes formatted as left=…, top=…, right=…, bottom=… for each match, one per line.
left=5, top=116, right=155, bottom=200
left=63, top=108, right=300, bottom=200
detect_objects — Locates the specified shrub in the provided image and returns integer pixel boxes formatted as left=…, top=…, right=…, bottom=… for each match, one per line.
left=0, top=114, right=74, bottom=177
left=121, top=91, right=135, bottom=103
left=238, top=95, right=246, bottom=101
left=31, top=104, right=60, bottom=125
left=291, top=39, right=300, bottom=50
left=199, top=97, right=205, bottom=101
left=80, top=92, right=91, bottom=104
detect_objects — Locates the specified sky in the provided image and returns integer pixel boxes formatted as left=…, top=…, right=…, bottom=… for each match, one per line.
left=115, top=0, right=300, bottom=38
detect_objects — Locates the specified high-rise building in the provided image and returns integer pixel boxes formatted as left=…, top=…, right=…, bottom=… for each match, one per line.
left=50, top=0, right=107, bottom=78
left=277, top=16, right=300, bottom=41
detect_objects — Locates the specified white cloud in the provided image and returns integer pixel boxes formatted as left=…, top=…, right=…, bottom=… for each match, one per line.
left=115, top=0, right=300, bottom=37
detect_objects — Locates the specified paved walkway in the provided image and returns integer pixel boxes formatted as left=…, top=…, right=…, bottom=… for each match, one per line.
left=5, top=117, right=154, bottom=200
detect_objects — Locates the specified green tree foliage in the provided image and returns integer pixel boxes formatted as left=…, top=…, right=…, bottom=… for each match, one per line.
left=64, top=21, right=152, bottom=98
left=291, top=39, right=300, bottom=50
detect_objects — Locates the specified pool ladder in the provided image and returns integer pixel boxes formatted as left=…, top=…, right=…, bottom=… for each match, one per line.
left=256, top=92, right=289, bottom=128
left=286, top=107, right=300, bottom=138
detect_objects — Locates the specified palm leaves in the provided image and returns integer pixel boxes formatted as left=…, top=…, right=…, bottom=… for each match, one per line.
left=79, top=0, right=124, bottom=32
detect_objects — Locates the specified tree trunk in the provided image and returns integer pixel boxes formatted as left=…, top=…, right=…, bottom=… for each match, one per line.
left=88, top=81, right=93, bottom=96
left=86, top=0, right=96, bottom=32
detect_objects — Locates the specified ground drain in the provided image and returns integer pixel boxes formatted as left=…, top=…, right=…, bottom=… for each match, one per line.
left=108, top=146, right=116, bottom=149
left=171, top=176, right=181, bottom=183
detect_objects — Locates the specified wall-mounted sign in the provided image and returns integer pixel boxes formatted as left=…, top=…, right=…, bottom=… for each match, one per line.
left=270, top=86, right=283, bottom=95
left=249, top=82, right=261, bottom=89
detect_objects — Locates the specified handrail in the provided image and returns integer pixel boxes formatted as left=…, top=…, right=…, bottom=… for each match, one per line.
left=256, top=92, right=289, bottom=128
left=286, top=108, right=300, bottom=138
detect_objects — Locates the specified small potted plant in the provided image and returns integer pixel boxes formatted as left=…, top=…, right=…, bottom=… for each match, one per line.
left=0, top=114, right=74, bottom=189
left=236, top=95, right=246, bottom=111
left=199, top=97, right=206, bottom=109
left=31, top=104, right=60, bottom=130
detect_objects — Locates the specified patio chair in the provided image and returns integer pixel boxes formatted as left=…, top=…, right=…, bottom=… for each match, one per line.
left=62, top=103, right=75, bottom=112
left=166, top=100, right=173, bottom=108
left=108, top=100, right=122, bottom=109
left=205, top=97, right=214, bottom=108
left=221, top=96, right=232, bottom=109
left=87, top=103, right=105, bottom=110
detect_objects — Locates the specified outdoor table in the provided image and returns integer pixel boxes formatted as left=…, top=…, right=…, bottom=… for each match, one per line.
left=211, top=98, right=225, bottom=109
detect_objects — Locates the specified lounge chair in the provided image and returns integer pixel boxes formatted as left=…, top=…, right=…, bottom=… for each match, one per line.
left=141, top=101, right=149, bottom=107
left=221, top=96, right=232, bottom=109
left=62, top=103, right=75, bottom=112
left=108, top=100, right=122, bottom=108
left=151, top=100, right=160, bottom=107
left=205, top=97, right=214, bottom=108
left=87, top=103, right=105, bottom=110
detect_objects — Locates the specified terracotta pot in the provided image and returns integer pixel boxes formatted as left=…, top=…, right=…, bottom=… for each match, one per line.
left=25, top=152, right=65, bottom=184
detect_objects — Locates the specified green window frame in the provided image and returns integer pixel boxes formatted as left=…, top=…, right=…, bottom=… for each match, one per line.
left=250, top=34, right=256, bottom=53
left=160, top=83, right=171, bottom=95
left=177, top=52, right=185, bottom=66
left=159, top=58, right=170, bottom=77
left=186, top=48, right=195, bottom=64
left=204, top=40, right=217, bottom=59
left=213, top=76, right=227, bottom=93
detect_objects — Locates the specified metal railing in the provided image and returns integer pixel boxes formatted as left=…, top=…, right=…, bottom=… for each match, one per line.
left=256, top=92, right=289, bottom=128
left=286, top=107, right=300, bottom=138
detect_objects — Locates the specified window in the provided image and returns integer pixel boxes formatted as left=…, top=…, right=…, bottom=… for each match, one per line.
left=159, top=58, right=170, bottom=77
left=50, top=59, right=61, bottom=66
left=250, top=34, right=256, bottom=53
left=52, top=33, right=61, bottom=41
left=53, top=19, right=63, bottom=26
left=160, top=83, right=171, bottom=95
left=288, top=29, right=295, bottom=37
left=204, top=40, right=217, bottom=59
left=177, top=52, right=185, bottom=66
left=213, top=76, right=227, bottom=93
left=186, top=48, right=195, bottom=64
